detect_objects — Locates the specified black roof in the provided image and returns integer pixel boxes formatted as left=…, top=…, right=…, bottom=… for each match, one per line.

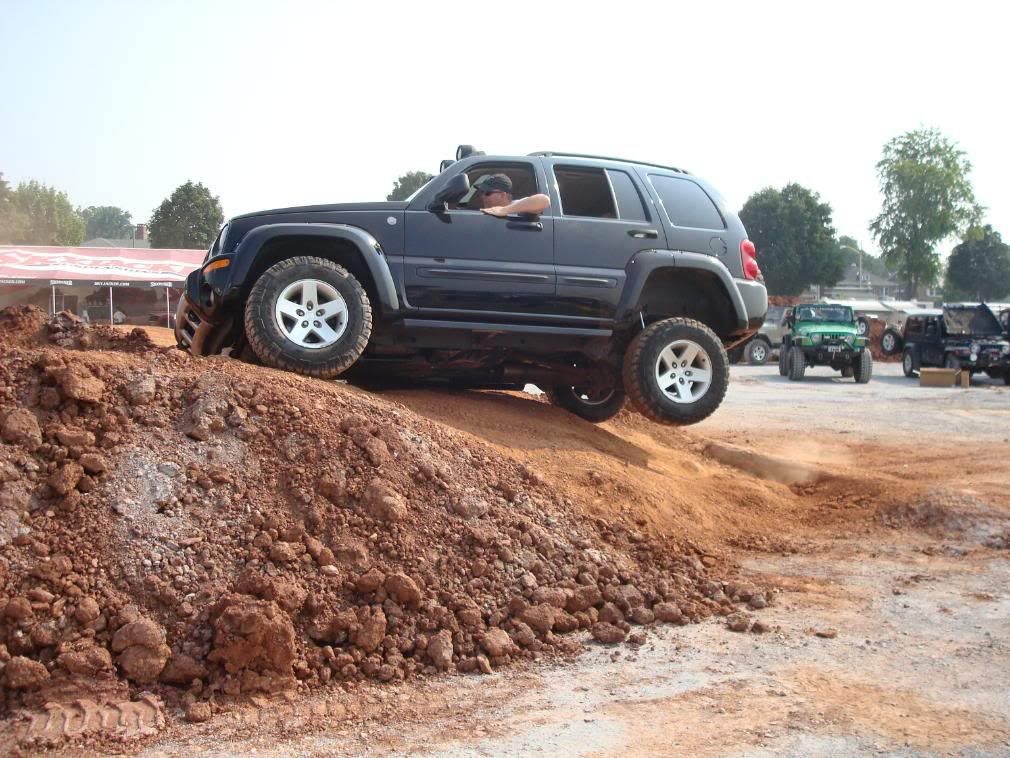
left=529, top=152, right=688, bottom=175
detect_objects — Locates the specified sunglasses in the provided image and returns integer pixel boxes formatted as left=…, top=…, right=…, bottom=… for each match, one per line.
left=482, top=189, right=505, bottom=196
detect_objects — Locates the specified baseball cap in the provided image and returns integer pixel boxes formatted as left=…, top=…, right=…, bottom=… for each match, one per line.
left=458, top=173, right=513, bottom=204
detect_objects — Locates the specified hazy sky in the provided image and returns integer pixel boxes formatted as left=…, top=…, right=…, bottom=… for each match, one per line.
left=1, top=0, right=1006, bottom=256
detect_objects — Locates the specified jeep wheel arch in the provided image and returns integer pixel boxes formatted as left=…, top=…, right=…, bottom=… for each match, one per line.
left=232, top=224, right=399, bottom=317
left=625, top=264, right=739, bottom=337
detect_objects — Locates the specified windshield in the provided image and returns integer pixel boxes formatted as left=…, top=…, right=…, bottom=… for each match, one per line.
left=942, top=305, right=1002, bottom=336
left=763, top=306, right=785, bottom=326
left=794, top=305, right=854, bottom=323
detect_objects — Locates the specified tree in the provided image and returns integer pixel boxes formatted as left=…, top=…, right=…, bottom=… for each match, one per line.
left=149, top=181, right=223, bottom=249
left=870, top=128, right=981, bottom=298
left=836, top=235, right=890, bottom=279
left=81, top=205, right=134, bottom=240
left=4, top=180, right=85, bottom=245
left=0, top=172, right=27, bottom=244
left=944, top=225, right=1010, bottom=301
left=387, top=170, right=433, bottom=201
left=738, top=183, right=843, bottom=296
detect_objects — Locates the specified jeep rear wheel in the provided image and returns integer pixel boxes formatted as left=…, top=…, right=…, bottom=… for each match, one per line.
left=244, top=256, right=372, bottom=379
left=902, top=346, right=919, bottom=377
left=745, top=339, right=770, bottom=365
left=853, top=350, right=873, bottom=383
left=546, top=385, right=626, bottom=423
left=622, top=318, right=728, bottom=426
left=787, top=346, right=806, bottom=381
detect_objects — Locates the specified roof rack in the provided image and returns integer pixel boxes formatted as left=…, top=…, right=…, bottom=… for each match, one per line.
left=528, top=151, right=688, bottom=175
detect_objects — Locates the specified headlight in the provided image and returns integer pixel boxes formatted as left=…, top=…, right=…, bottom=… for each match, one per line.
left=812, top=334, right=822, bottom=344
left=970, top=342, right=980, bottom=355
left=844, top=334, right=855, bottom=345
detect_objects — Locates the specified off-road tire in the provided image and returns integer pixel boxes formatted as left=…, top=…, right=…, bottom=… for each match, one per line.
left=622, top=317, right=729, bottom=426
left=856, top=317, right=870, bottom=336
left=778, top=344, right=789, bottom=376
left=745, top=338, right=770, bottom=365
left=881, top=328, right=902, bottom=355
left=853, top=350, right=873, bottom=383
left=546, top=386, right=627, bottom=423
left=943, top=353, right=961, bottom=371
left=244, top=256, right=372, bottom=379
left=902, top=346, right=919, bottom=377
left=787, top=346, right=806, bottom=381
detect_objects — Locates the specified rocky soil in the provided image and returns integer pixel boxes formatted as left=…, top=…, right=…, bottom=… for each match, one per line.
left=0, top=306, right=769, bottom=750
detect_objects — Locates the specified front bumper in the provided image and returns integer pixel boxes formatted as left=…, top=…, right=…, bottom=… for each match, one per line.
left=174, top=267, right=234, bottom=356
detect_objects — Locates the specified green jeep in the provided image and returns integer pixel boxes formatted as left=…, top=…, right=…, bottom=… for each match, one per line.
left=778, top=303, right=873, bottom=383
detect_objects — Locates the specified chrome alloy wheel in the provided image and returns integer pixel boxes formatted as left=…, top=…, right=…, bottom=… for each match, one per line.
left=654, top=340, right=713, bottom=403
left=273, top=279, right=348, bottom=349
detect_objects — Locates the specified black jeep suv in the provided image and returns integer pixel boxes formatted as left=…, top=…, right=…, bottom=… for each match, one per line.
left=176, top=147, right=767, bottom=425
left=900, top=304, right=1010, bottom=383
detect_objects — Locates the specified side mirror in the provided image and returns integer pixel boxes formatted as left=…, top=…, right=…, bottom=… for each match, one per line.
left=426, top=173, right=470, bottom=213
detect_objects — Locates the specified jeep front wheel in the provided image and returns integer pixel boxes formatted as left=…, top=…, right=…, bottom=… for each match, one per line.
left=622, top=318, right=728, bottom=426
left=787, top=346, right=806, bottom=381
left=244, top=256, right=372, bottom=379
left=902, top=346, right=919, bottom=377
left=853, top=350, right=873, bottom=383
left=745, top=339, right=770, bottom=365
left=546, top=385, right=626, bottom=423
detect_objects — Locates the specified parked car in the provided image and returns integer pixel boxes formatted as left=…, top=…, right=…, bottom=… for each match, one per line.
left=176, top=146, right=767, bottom=426
left=740, top=305, right=788, bottom=365
left=779, top=303, right=872, bottom=383
left=900, top=304, right=1010, bottom=382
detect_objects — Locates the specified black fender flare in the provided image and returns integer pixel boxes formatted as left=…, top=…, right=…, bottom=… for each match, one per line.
left=616, top=249, right=750, bottom=331
left=226, top=223, right=399, bottom=315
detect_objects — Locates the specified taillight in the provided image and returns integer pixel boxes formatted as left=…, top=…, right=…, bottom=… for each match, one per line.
left=741, top=239, right=760, bottom=280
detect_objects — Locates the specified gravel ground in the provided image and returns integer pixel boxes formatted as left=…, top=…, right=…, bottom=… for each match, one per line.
left=704, top=362, right=1010, bottom=444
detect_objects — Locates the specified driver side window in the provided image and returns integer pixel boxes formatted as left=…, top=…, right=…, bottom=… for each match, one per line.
left=448, top=163, right=539, bottom=211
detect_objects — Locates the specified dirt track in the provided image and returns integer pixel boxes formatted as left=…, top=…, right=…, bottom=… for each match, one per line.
left=3, top=318, right=1010, bottom=756
left=147, top=362, right=1010, bottom=756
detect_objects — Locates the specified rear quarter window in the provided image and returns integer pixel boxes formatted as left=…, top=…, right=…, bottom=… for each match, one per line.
left=649, top=175, right=725, bottom=230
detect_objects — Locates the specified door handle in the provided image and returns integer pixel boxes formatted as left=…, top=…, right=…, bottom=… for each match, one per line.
left=506, top=220, right=543, bottom=232
left=628, top=229, right=658, bottom=239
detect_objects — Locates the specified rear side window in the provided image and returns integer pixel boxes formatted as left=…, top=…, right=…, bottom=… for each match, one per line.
left=607, top=170, right=648, bottom=222
left=905, top=318, right=923, bottom=336
left=649, top=175, right=725, bottom=230
left=555, top=166, right=617, bottom=218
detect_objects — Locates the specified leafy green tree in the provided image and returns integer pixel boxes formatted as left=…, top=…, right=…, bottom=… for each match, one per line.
left=870, top=128, right=981, bottom=298
left=149, top=181, right=224, bottom=249
left=739, top=183, right=843, bottom=296
left=4, top=180, right=86, bottom=245
left=81, top=205, right=134, bottom=240
left=387, top=170, right=433, bottom=201
left=944, top=225, right=1010, bottom=301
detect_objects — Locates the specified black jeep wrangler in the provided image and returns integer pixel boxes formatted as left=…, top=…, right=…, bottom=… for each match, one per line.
left=176, top=146, right=767, bottom=425
left=900, top=304, right=1010, bottom=383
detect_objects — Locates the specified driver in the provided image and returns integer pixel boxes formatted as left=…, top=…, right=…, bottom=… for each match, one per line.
left=459, top=173, right=551, bottom=217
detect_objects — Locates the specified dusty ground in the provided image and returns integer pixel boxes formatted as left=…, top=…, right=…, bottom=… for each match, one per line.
left=4, top=321, right=1010, bottom=756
